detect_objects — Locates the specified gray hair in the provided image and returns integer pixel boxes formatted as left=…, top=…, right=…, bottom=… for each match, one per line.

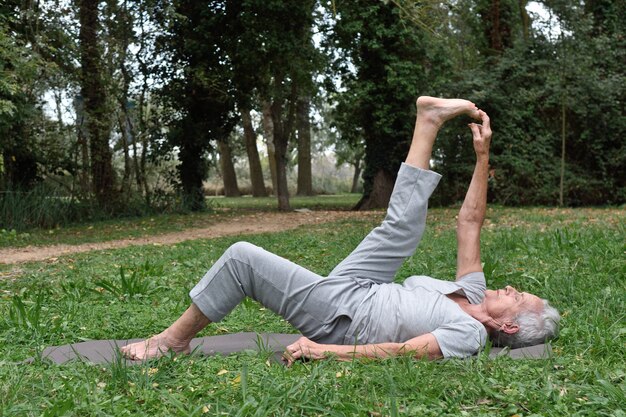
left=493, top=300, right=561, bottom=348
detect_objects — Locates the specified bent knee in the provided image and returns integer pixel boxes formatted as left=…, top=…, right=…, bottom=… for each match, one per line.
left=226, top=241, right=259, bottom=261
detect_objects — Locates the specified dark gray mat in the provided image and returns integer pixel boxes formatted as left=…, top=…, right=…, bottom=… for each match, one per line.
left=25, top=332, right=551, bottom=365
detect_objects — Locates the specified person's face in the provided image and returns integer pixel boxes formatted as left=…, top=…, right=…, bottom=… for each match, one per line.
left=483, top=286, right=544, bottom=323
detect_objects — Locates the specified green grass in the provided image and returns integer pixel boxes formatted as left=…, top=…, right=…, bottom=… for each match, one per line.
left=0, top=194, right=361, bottom=249
left=0, top=207, right=624, bottom=416
left=208, top=193, right=361, bottom=210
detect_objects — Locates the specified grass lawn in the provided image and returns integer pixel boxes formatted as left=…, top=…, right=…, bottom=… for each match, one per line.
left=0, top=206, right=624, bottom=416
left=0, top=194, right=362, bottom=249
left=207, top=194, right=362, bottom=211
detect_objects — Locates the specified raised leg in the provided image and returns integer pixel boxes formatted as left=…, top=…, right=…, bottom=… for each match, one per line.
left=406, top=96, right=479, bottom=169
left=328, top=97, right=479, bottom=283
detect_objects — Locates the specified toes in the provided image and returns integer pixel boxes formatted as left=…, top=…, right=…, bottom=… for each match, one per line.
left=120, top=343, right=140, bottom=360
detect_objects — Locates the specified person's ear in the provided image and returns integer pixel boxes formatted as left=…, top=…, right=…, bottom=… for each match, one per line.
left=500, top=321, right=519, bottom=335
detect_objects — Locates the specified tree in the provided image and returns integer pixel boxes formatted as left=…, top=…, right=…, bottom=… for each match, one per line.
left=294, top=21, right=318, bottom=197
left=156, top=0, right=236, bottom=210
left=296, top=97, right=314, bottom=196
left=241, top=109, right=267, bottom=197
left=3, top=0, right=623, bottom=224
left=0, top=22, right=40, bottom=190
left=217, top=139, right=241, bottom=197
left=223, top=1, right=267, bottom=197
left=476, top=0, right=520, bottom=53
left=320, top=93, right=366, bottom=194
left=330, top=1, right=451, bottom=209
left=79, top=0, right=115, bottom=208
left=0, top=1, right=67, bottom=192
left=431, top=0, right=625, bottom=205
left=260, top=0, right=317, bottom=209
left=228, top=0, right=319, bottom=210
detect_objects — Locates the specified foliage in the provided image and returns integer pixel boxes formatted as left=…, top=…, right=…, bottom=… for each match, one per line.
left=149, top=1, right=233, bottom=210
left=0, top=0, right=624, bottom=224
left=0, top=207, right=624, bottom=414
left=327, top=1, right=457, bottom=207
left=228, top=0, right=321, bottom=210
left=0, top=17, right=45, bottom=190
left=325, top=0, right=625, bottom=207
left=432, top=0, right=626, bottom=206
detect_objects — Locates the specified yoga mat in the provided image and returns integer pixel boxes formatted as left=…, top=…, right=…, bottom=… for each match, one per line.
left=25, top=332, right=551, bottom=365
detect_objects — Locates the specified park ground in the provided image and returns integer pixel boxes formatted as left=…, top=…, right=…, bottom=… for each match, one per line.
left=0, top=197, right=624, bottom=416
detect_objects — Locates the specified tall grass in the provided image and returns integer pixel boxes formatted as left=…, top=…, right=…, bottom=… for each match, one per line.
left=94, top=263, right=163, bottom=300
left=0, top=187, right=82, bottom=230
left=0, top=185, right=194, bottom=232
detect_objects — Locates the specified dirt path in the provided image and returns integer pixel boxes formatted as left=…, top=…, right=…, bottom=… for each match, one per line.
left=0, top=210, right=383, bottom=265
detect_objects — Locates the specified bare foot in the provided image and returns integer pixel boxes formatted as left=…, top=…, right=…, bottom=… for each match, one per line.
left=120, top=331, right=191, bottom=361
left=416, top=96, right=480, bottom=127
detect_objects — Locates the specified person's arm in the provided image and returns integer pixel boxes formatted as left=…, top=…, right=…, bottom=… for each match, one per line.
left=282, top=334, right=442, bottom=366
left=456, top=110, right=492, bottom=280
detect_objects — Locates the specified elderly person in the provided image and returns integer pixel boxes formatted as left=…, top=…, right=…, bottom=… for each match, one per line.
left=121, top=97, right=560, bottom=363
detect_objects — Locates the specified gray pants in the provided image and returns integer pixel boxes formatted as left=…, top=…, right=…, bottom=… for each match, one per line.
left=189, top=163, right=442, bottom=344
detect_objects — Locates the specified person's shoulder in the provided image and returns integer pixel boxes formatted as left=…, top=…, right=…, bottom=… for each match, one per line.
left=403, top=275, right=450, bottom=289
left=456, top=272, right=487, bottom=303
left=457, top=271, right=486, bottom=285
left=432, top=319, right=487, bottom=358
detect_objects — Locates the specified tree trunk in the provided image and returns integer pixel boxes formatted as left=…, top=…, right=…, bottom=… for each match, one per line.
left=136, top=69, right=150, bottom=202
left=479, top=0, right=515, bottom=53
left=118, top=114, right=132, bottom=197
left=179, top=142, right=206, bottom=211
left=136, top=6, right=150, bottom=203
left=72, top=96, right=91, bottom=196
left=518, top=0, right=530, bottom=41
left=79, top=0, right=115, bottom=208
left=217, top=140, right=241, bottom=197
left=54, top=89, right=64, bottom=132
left=0, top=152, right=5, bottom=191
left=354, top=168, right=394, bottom=210
left=55, top=90, right=79, bottom=197
left=242, top=109, right=267, bottom=197
left=270, top=98, right=292, bottom=211
left=351, top=159, right=362, bottom=194
left=488, top=0, right=503, bottom=52
left=2, top=125, right=38, bottom=190
left=118, top=111, right=134, bottom=198
left=559, top=98, right=566, bottom=207
left=131, top=119, right=143, bottom=194
left=78, top=117, right=90, bottom=196
left=1, top=150, right=11, bottom=190
left=274, top=137, right=291, bottom=210
left=261, top=101, right=278, bottom=195
left=139, top=102, right=150, bottom=202
left=117, top=0, right=133, bottom=199
left=296, top=97, right=314, bottom=196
